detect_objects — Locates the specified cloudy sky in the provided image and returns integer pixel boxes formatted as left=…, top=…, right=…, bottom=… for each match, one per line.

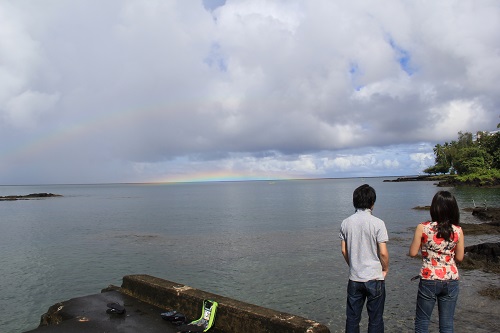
left=1, top=0, right=499, bottom=184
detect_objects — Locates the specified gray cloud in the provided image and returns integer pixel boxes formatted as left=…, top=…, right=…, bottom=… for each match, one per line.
left=0, top=0, right=498, bottom=184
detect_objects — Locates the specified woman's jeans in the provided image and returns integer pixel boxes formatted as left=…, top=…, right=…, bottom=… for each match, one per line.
left=415, top=279, right=459, bottom=333
left=346, top=279, right=385, bottom=333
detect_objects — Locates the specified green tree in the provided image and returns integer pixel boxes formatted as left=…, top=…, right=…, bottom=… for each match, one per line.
left=457, top=131, right=473, bottom=148
left=425, top=129, right=499, bottom=177
left=431, top=143, right=451, bottom=173
left=453, top=147, right=490, bottom=174
left=476, top=129, right=500, bottom=169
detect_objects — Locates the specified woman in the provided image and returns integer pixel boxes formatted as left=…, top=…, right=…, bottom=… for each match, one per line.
left=409, top=191, right=465, bottom=333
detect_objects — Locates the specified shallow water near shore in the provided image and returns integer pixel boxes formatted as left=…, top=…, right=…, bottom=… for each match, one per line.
left=0, top=178, right=499, bottom=333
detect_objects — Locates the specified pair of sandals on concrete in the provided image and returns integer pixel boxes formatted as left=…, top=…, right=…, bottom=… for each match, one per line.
left=161, top=299, right=218, bottom=333
left=106, top=302, right=126, bottom=314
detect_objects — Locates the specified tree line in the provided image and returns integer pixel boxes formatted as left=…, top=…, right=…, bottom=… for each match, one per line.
left=424, top=123, right=500, bottom=182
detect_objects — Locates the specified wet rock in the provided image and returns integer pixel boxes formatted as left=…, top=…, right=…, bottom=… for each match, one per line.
left=465, top=242, right=500, bottom=263
left=462, top=242, right=500, bottom=275
left=412, top=206, right=431, bottom=210
left=461, top=207, right=500, bottom=235
left=384, top=175, right=448, bottom=182
left=461, top=222, right=500, bottom=235
left=472, top=207, right=500, bottom=224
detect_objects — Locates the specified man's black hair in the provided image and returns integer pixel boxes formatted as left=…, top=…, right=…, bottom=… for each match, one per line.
left=353, top=184, right=376, bottom=209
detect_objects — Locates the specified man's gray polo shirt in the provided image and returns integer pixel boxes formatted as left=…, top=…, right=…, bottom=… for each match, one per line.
left=339, top=209, right=389, bottom=282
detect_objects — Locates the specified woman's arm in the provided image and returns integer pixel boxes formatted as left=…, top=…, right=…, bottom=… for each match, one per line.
left=455, top=228, right=465, bottom=263
left=409, top=224, right=424, bottom=257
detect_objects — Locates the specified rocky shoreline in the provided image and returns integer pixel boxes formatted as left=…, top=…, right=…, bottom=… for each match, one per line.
left=460, top=207, right=500, bottom=299
left=460, top=207, right=500, bottom=279
left=385, top=175, right=450, bottom=183
left=384, top=175, right=500, bottom=188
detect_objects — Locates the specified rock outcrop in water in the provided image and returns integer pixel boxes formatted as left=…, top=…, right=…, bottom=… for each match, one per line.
left=461, top=208, right=500, bottom=235
left=472, top=207, right=500, bottom=224
left=0, top=193, right=62, bottom=201
left=384, top=175, right=445, bottom=182
left=460, top=207, right=500, bottom=275
left=384, top=175, right=500, bottom=188
left=465, top=243, right=500, bottom=263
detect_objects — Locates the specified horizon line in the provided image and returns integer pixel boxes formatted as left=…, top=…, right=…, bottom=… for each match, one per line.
left=0, top=174, right=422, bottom=187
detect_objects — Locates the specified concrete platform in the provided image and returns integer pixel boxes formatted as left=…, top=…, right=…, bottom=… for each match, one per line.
left=25, top=274, right=330, bottom=333
left=24, top=289, right=185, bottom=333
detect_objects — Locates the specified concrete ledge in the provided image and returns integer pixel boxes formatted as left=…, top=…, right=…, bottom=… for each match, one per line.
left=25, top=289, right=179, bottom=333
left=119, top=274, right=330, bottom=333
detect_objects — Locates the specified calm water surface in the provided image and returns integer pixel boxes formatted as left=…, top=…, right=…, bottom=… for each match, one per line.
left=1, top=178, right=499, bottom=332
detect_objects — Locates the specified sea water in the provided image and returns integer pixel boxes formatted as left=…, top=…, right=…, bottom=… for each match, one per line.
left=0, top=178, right=499, bottom=333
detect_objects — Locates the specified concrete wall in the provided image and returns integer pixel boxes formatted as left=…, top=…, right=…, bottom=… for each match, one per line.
left=118, top=274, right=330, bottom=333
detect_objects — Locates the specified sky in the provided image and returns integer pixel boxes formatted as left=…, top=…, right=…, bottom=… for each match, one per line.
left=0, top=0, right=499, bottom=184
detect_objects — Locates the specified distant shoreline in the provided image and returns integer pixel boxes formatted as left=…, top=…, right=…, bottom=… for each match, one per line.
left=384, top=175, right=500, bottom=188
left=384, top=175, right=452, bottom=183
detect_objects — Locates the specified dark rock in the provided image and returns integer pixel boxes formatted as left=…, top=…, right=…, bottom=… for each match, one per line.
left=382, top=174, right=500, bottom=188
left=383, top=175, right=445, bottom=182
left=412, top=206, right=431, bottom=210
left=460, top=207, right=500, bottom=235
left=461, top=222, right=500, bottom=235
left=472, top=207, right=500, bottom=224
left=437, top=177, right=500, bottom=188
left=465, top=242, right=500, bottom=263
left=0, top=193, right=62, bottom=201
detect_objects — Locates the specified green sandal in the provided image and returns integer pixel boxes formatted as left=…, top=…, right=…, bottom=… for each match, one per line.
left=177, top=299, right=218, bottom=333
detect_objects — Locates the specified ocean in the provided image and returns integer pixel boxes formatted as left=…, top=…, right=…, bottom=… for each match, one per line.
left=1, top=178, right=499, bottom=333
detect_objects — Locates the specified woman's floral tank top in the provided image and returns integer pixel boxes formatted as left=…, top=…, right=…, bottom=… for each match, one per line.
left=420, top=221, right=461, bottom=280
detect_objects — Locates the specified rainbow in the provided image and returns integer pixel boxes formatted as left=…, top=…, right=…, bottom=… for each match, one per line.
left=148, top=169, right=297, bottom=184
left=1, top=104, right=146, bottom=163
left=1, top=101, right=303, bottom=184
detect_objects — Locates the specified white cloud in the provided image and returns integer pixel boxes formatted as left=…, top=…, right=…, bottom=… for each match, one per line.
left=0, top=3, right=50, bottom=122
left=4, top=90, right=60, bottom=128
left=410, top=152, right=434, bottom=171
left=422, top=99, right=492, bottom=141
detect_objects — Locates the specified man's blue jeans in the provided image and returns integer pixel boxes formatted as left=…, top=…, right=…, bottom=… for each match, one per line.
left=346, top=279, right=385, bottom=333
left=415, top=279, right=459, bottom=333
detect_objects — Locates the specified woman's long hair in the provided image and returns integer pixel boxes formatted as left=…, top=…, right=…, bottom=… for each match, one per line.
left=430, top=191, right=460, bottom=241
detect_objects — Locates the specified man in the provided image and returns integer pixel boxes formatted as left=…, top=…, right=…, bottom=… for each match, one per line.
left=339, top=184, right=389, bottom=333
